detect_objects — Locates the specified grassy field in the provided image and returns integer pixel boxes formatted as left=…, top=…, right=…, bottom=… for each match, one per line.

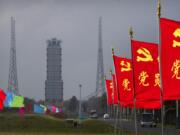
left=0, top=114, right=166, bottom=135
left=1, top=114, right=172, bottom=135
left=0, top=132, right=114, bottom=135
left=0, top=114, right=114, bottom=135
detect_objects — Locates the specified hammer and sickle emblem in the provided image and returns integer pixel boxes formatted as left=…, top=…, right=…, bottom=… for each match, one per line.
left=173, top=29, right=180, bottom=48
left=120, top=60, right=131, bottom=72
left=136, top=47, right=153, bottom=62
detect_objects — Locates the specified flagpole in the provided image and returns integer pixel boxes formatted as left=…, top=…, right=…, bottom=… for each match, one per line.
left=110, top=69, right=116, bottom=135
left=176, top=100, right=179, bottom=128
left=104, top=75, right=109, bottom=116
left=112, top=48, right=123, bottom=135
left=110, top=105, right=112, bottom=118
left=119, top=106, right=123, bottom=135
left=111, top=49, right=117, bottom=135
left=115, top=105, right=119, bottom=135
left=110, top=69, right=115, bottom=119
left=157, top=1, right=164, bottom=135
left=129, top=27, right=138, bottom=135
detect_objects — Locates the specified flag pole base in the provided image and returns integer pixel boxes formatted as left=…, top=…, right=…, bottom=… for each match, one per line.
left=176, top=116, right=180, bottom=129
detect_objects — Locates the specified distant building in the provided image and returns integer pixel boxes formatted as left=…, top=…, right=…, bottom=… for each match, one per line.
left=45, top=38, right=63, bottom=103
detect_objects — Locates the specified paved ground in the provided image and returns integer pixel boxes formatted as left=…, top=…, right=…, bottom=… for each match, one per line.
left=103, top=119, right=180, bottom=135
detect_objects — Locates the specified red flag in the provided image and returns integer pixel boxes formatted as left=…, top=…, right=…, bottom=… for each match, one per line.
left=112, top=74, right=119, bottom=104
left=105, top=79, right=113, bottom=105
left=0, top=88, right=6, bottom=110
left=131, top=40, right=161, bottom=109
left=0, top=100, right=3, bottom=110
left=160, top=18, right=180, bottom=100
left=113, top=55, right=134, bottom=108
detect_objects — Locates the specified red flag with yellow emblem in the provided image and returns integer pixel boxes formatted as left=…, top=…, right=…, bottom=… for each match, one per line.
left=131, top=40, right=161, bottom=109
left=113, top=55, right=134, bottom=108
left=160, top=18, right=180, bottom=100
left=105, top=79, right=113, bottom=105
left=112, top=74, right=119, bottom=104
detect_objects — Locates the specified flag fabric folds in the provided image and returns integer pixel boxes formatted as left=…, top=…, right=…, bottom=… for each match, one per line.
left=0, top=89, right=6, bottom=101
left=160, top=18, right=180, bottom=100
left=34, top=104, right=45, bottom=114
left=51, top=106, right=57, bottom=113
left=131, top=40, right=161, bottom=109
left=105, top=79, right=113, bottom=105
left=47, top=105, right=58, bottom=113
left=112, top=74, right=119, bottom=104
left=0, top=102, right=3, bottom=110
left=11, top=95, right=24, bottom=108
left=113, top=55, right=134, bottom=108
left=0, top=89, right=6, bottom=110
left=19, top=107, right=25, bottom=117
left=4, top=92, right=14, bottom=107
left=40, top=104, right=47, bottom=112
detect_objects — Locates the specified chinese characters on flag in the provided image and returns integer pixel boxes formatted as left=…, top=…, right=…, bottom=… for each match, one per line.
left=105, top=79, right=113, bottom=105
left=131, top=40, right=161, bottom=109
left=160, top=18, right=180, bottom=100
left=113, top=55, right=134, bottom=108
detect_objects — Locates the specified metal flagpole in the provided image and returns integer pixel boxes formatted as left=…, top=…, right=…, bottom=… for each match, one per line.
left=110, top=105, right=112, bottom=118
left=113, top=105, right=115, bottom=119
left=118, top=105, right=123, bottom=135
left=117, top=105, right=120, bottom=135
left=104, top=75, right=110, bottom=116
left=112, top=48, right=121, bottom=135
left=129, top=27, right=138, bottom=135
left=116, top=105, right=120, bottom=135
left=110, top=69, right=116, bottom=135
left=110, top=69, right=114, bottom=119
left=176, top=100, right=179, bottom=128
left=113, top=105, right=116, bottom=135
left=115, top=105, right=119, bottom=135
left=157, top=1, right=164, bottom=135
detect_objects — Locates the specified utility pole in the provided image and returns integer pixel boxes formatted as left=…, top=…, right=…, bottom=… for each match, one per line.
left=79, top=84, right=82, bottom=119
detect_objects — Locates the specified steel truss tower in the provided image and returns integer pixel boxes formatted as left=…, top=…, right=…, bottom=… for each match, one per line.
left=8, top=17, right=19, bottom=95
left=95, top=17, right=105, bottom=97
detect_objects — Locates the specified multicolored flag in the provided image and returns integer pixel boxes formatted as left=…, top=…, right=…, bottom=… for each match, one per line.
left=113, top=55, right=134, bottom=108
left=160, top=18, right=180, bottom=100
left=40, top=104, right=47, bottom=112
left=19, top=107, right=25, bottom=117
left=51, top=106, right=57, bottom=113
left=131, top=40, right=161, bottom=109
left=10, top=95, right=24, bottom=108
left=105, top=79, right=113, bottom=105
left=112, top=74, right=119, bottom=104
left=0, top=88, right=6, bottom=110
left=34, top=104, right=45, bottom=114
left=4, top=92, right=14, bottom=107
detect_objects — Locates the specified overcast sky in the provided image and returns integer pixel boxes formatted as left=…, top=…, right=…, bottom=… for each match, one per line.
left=0, top=0, right=180, bottom=101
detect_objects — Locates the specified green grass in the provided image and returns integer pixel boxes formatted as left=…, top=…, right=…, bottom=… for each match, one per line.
left=1, top=114, right=166, bottom=135
left=0, top=133, right=113, bottom=135
left=0, top=114, right=114, bottom=134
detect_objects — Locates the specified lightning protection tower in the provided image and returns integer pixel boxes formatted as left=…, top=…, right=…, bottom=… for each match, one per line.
left=8, top=17, right=19, bottom=95
left=95, top=17, right=105, bottom=97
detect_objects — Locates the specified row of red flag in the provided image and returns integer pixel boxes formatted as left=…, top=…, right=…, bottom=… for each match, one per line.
left=105, top=18, right=180, bottom=109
